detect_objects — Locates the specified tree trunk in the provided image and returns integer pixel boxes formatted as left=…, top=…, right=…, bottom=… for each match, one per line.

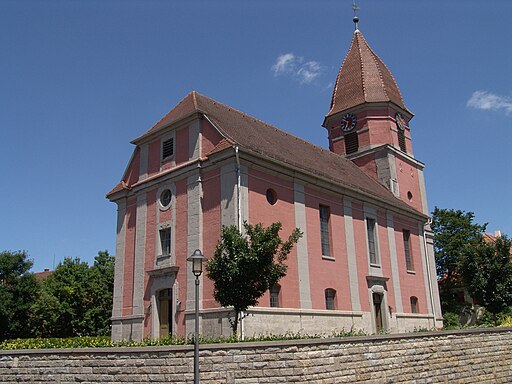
left=231, top=310, right=239, bottom=338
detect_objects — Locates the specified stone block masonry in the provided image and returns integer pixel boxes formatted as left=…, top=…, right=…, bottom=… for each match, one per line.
left=1, top=328, right=512, bottom=383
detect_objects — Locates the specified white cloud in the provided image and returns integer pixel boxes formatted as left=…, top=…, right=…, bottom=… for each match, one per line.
left=297, top=61, right=321, bottom=84
left=271, top=53, right=322, bottom=84
left=272, top=53, right=296, bottom=75
left=467, top=90, right=512, bottom=114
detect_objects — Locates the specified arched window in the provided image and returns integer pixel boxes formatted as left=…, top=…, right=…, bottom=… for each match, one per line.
left=325, top=288, right=336, bottom=310
left=270, top=284, right=281, bottom=308
left=410, top=296, right=418, bottom=314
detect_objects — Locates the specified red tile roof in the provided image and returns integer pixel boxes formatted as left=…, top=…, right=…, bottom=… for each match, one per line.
left=327, top=31, right=409, bottom=118
left=35, top=269, right=52, bottom=280
left=134, top=91, right=423, bottom=217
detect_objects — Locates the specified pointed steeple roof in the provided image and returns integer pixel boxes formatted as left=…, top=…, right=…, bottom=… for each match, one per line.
left=327, top=31, right=410, bottom=118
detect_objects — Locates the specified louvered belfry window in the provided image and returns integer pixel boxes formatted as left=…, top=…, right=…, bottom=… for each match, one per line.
left=344, top=132, right=359, bottom=154
left=162, top=138, right=174, bottom=159
left=398, top=129, right=406, bottom=152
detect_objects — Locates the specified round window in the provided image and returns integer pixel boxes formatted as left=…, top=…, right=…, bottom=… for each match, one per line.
left=407, top=191, right=413, bottom=201
left=266, top=189, right=278, bottom=205
left=160, top=189, right=172, bottom=208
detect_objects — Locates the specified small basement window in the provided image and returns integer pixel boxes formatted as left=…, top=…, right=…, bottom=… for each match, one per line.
left=162, top=138, right=174, bottom=160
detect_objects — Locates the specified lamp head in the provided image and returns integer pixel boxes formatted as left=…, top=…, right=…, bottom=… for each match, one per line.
left=187, top=249, right=206, bottom=277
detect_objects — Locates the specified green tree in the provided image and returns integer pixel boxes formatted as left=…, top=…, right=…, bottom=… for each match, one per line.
left=86, top=251, right=115, bottom=336
left=431, top=207, right=486, bottom=313
left=40, top=257, right=91, bottom=337
left=0, top=250, right=40, bottom=340
left=459, top=235, right=512, bottom=323
left=206, top=222, right=302, bottom=336
left=32, top=251, right=115, bottom=338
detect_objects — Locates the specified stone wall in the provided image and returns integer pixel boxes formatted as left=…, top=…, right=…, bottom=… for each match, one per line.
left=1, top=328, right=511, bottom=383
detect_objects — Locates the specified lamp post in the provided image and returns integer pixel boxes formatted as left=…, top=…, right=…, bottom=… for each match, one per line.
left=187, top=249, right=206, bottom=384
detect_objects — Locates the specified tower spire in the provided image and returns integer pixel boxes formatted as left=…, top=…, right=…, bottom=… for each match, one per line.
left=352, top=0, right=360, bottom=32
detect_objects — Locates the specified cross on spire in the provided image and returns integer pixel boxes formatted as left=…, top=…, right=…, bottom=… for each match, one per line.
left=352, top=0, right=360, bottom=32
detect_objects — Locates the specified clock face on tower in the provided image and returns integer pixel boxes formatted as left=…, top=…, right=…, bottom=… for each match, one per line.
left=395, top=112, right=407, bottom=131
left=340, top=113, right=357, bottom=132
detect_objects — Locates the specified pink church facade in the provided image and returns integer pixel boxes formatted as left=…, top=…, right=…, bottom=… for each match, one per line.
left=107, top=29, right=442, bottom=341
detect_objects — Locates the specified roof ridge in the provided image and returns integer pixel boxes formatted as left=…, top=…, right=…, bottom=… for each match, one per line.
left=363, top=35, right=389, bottom=102
left=197, top=92, right=347, bottom=160
left=361, top=35, right=407, bottom=108
left=329, top=33, right=358, bottom=113
left=328, top=34, right=355, bottom=114
left=199, top=93, right=278, bottom=129
left=356, top=32, right=369, bottom=105
left=148, top=91, right=196, bottom=132
left=192, top=90, right=199, bottom=109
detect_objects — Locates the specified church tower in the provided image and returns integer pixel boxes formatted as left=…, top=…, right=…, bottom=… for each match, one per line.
left=323, top=14, right=429, bottom=215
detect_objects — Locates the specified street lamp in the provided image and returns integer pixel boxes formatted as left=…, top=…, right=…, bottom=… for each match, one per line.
left=187, top=249, right=206, bottom=384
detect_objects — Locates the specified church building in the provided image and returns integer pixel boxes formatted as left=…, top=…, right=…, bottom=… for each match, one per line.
left=107, top=17, right=442, bottom=342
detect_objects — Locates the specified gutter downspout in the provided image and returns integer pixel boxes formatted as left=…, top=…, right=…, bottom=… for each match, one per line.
left=234, top=145, right=244, bottom=340
left=423, top=218, right=436, bottom=328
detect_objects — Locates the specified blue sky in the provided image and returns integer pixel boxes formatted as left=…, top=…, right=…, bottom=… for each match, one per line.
left=1, top=0, right=510, bottom=272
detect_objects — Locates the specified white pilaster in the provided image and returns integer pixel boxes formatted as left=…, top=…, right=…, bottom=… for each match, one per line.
left=418, top=223, right=433, bottom=316
left=417, top=169, right=429, bottom=215
left=220, top=162, right=238, bottom=227
left=343, top=199, right=361, bottom=311
left=189, top=120, right=201, bottom=160
left=239, top=164, right=249, bottom=224
left=111, top=200, right=127, bottom=342
left=133, top=193, right=147, bottom=316
left=386, top=213, right=403, bottom=314
left=139, top=143, right=148, bottom=180
left=186, top=174, right=203, bottom=314
left=294, top=182, right=312, bottom=309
